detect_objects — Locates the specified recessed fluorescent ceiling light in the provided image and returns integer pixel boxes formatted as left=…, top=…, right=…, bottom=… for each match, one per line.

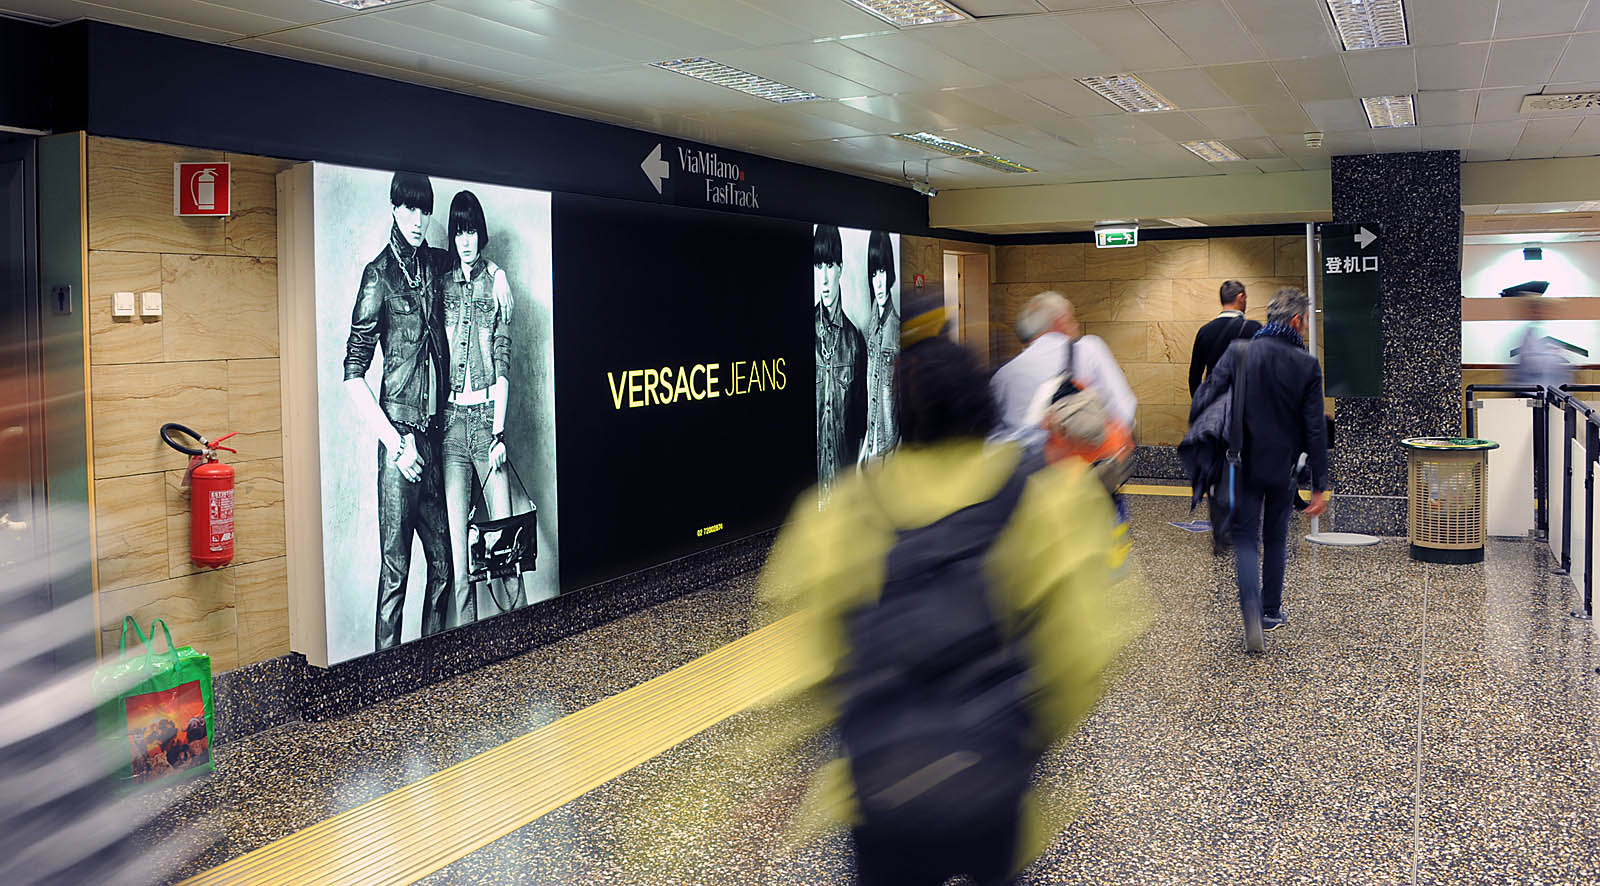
left=1325, top=0, right=1409, bottom=51
left=1362, top=94, right=1416, bottom=128
left=960, top=154, right=1037, bottom=174
left=652, top=58, right=821, bottom=103
left=315, top=0, right=407, bottom=8
left=1160, top=218, right=1207, bottom=227
left=1078, top=74, right=1175, bottom=113
left=1180, top=140, right=1245, bottom=162
left=891, top=132, right=985, bottom=157
left=842, top=0, right=967, bottom=27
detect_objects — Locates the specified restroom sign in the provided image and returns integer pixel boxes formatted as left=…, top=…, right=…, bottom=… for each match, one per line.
left=174, top=162, right=230, bottom=217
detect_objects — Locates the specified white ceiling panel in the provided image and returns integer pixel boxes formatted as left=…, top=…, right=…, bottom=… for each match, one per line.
left=1203, top=62, right=1292, bottom=105
left=1492, top=0, right=1587, bottom=40
left=1252, top=158, right=1301, bottom=172
left=374, top=4, right=612, bottom=76
left=737, top=0, right=893, bottom=39
left=1475, top=85, right=1558, bottom=121
left=514, top=0, right=755, bottom=54
left=798, top=100, right=908, bottom=135
left=1584, top=5, right=1600, bottom=30
left=950, top=84, right=1074, bottom=128
left=1483, top=36, right=1568, bottom=89
left=1342, top=48, right=1418, bottom=98
left=1419, top=124, right=1473, bottom=150
left=1133, top=68, right=1234, bottom=109
left=1557, top=117, right=1600, bottom=157
left=251, top=24, right=517, bottom=84
left=1416, top=44, right=1489, bottom=92
left=317, top=13, right=605, bottom=82
left=898, top=90, right=1016, bottom=128
left=0, top=0, right=252, bottom=40
left=840, top=33, right=996, bottom=89
left=1415, top=90, right=1480, bottom=125
left=1467, top=120, right=1528, bottom=161
left=1227, top=136, right=1282, bottom=159
left=910, top=23, right=1054, bottom=81
left=706, top=50, right=877, bottom=100
left=1511, top=117, right=1582, bottom=159
left=1321, top=130, right=1374, bottom=154
left=1012, top=77, right=1125, bottom=117
left=1273, top=55, right=1355, bottom=102
left=1136, top=111, right=1214, bottom=141
left=232, top=35, right=482, bottom=92
left=1403, top=0, right=1498, bottom=46
left=1300, top=98, right=1371, bottom=131
left=1245, top=102, right=1314, bottom=134
left=1067, top=7, right=1192, bottom=69
left=957, top=0, right=1049, bottom=14
left=1551, top=33, right=1600, bottom=84
left=774, top=42, right=929, bottom=95
left=1370, top=127, right=1423, bottom=151
left=1038, top=0, right=1135, bottom=10
left=978, top=14, right=1121, bottom=77
left=1140, top=0, right=1262, bottom=66
left=1224, top=0, right=1338, bottom=60
left=838, top=95, right=961, bottom=132
left=639, top=0, right=815, bottom=46
left=1189, top=107, right=1268, bottom=139
left=432, top=0, right=680, bottom=65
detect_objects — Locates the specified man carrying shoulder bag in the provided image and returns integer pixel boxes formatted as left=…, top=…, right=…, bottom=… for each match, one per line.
left=1189, top=288, right=1329, bottom=653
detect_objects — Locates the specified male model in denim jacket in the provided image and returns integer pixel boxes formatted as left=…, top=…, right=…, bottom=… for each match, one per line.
left=344, top=172, right=454, bottom=651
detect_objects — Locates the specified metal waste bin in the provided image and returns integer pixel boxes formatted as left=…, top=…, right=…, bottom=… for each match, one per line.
left=1401, top=437, right=1499, bottom=563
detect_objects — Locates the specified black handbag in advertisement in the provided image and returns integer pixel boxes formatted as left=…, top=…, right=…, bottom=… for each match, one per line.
left=469, top=457, right=538, bottom=606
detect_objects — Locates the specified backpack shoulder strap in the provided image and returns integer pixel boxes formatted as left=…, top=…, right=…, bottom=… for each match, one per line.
left=1227, top=342, right=1251, bottom=461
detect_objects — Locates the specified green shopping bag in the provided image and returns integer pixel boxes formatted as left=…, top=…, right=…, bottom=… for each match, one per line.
left=92, top=617, right=216, bottom=789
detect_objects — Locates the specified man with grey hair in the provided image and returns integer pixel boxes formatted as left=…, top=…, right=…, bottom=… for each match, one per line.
left=1190, top=287, right=1329, bottom=653
left=990, top=290, right=1136, bottom=441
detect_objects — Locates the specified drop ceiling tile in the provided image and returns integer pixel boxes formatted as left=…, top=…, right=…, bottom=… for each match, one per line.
left=1491, top=0, right=1587, bottom=40
left=685, top=0, right=890, bottom=40
left=1416, top=90, right=1480, bottom=125
left=1416, top=44, right=1489, bottom=92
left=0, top=0, right=252, bottom=40
left=1322, top=130, right=1375, bottom=154
left=432, top=0, right=679, bottom=64
left=638, top=0, right=816, bottom=45
left=1551, top=34, right=1600, bottom=84
left=708, top=50, right=876, bottom=100
left=899, top=90, right=1016, bottom=128
left=1190, top=107, right=1269, bottom=139
left=1204, top=62, right=1292, bottom=105
left=1300, top=98, right=1372, bottom=131
left=1140, top=0, right=1263, bottom=66
left=1076, top=114, right=1169, bottom=145
left=910, top=24, right=1055, bottom=81
left=1068, top=7, right=1193, bottom=69
left=1132, top=68, right=1234, bottom=109
left=1245, top=103, right=1314, bottom=133
left=1403, top=0, right=1498, bottom=46
left=978, top=14, right=1121, bottom=77
left=1370, top=127, right=1423, bottom=151
left=1342, top=48, right=1418, bottom=98
left=1038, top=1, right=1136, bottom=11
left=801, top=100, right=907, bottom=135
left=1511, top=117, right=1583, bottom=159
left=839, top=95, right=957, bottom=131
left=958, top=0, right=1050, bottom=13
left=1252, top=158, right=1301, bottom=173
left=773, top=42, right=928, bottom=94
left=248, top=25, right=513, bottom=85
left=233, top=35, right=484, bottom=92
left=1012, top=77, right=1126, bottom=116
left=841, top=33, right=997, bottom=89
left=1273, top=55, right=1355, bottom=102
left=1228, top=136, right=1283, bottom=159
left=1136, top=111, right=1213, bottom=141
left=1556, top=117, right=1600, bottom=157
left=1225, top=0, right=1338, bottom=60
left=1476, top=85, right=1558, bottom=121
left=1585, top=4, right=1600, bottom=30
left=1483, top=36, right=1568, bottom=88
left=1466, top=121, right=1528, bottom=161
left=1419, top=124, right=1473, bottom=150
left=382, top=4, right=622, bottom=74
left=950, top=84, right=1072, bottom=128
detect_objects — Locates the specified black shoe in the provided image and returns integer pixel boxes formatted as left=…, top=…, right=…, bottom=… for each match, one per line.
left=1213, top=535, right=1233, bottom=556
left=1241, top=604, right=1264, bottom=653
left=1262, top=609, right=1288, bottom=632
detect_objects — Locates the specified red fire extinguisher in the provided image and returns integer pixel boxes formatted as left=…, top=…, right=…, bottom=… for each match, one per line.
left=160, top=423, right=238, bottom=569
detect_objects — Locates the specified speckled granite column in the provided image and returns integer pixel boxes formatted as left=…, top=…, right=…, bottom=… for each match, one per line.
left=1330, top=152, right=1462, bottom=535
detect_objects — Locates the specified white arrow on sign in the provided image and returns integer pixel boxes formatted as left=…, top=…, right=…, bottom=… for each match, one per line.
left=641, top=143, right=669, bottom=195
left=1355, top=226, right=1377, bottom=249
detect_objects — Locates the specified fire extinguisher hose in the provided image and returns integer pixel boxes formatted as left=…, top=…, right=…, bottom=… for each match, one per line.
left=160, top=423, right=237, bottom=457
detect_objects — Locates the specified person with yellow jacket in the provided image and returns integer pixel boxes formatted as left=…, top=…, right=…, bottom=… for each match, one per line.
left=757, top=296, right=1143, bottom=885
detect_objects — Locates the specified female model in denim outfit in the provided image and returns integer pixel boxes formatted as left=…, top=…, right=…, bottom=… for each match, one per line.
left=440, top=190, right=526, bottom=626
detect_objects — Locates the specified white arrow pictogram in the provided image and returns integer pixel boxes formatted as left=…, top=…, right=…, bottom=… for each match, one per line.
left=641, top=144, right=669, bottom=195
left=1356, top=226, right=1377, bottom=249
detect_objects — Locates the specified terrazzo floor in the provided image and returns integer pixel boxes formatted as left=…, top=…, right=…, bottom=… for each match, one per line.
left=155, top=495, right=1599, bottom=885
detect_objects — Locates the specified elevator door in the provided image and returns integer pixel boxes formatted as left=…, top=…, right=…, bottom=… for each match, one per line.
left=0, top=136, right=47, bottom=624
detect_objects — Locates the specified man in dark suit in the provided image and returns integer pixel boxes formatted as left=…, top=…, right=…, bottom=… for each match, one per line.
left=1190, top=288, right=1329, bottom=653
left=1189, top=280, right=1261, bottom=396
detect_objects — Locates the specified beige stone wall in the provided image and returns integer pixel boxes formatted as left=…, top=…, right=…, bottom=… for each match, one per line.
left=990, top=236, right=1310, bottom=445
left=87, top=137, right=291, bottom=671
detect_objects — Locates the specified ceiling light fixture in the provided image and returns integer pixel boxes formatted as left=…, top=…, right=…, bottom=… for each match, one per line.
left=1325, top=0, right=1408, bottom=51
left=891, top=132, right=985, bottom=157
left=1180, top=140, right=1245, bottom=162
left=314, top=0, right=409, bottom=8
left=652, top=57, right=822, bottom=103
left=1160, top=218, right=1207, bottom=228
left=959, top=154, right=1037, bottom=174
left=1077, top=74, right=1175, bottom=113
left=1361, top=94, right=1416, bottom=128
left=841, top=0, right=967, bottom=27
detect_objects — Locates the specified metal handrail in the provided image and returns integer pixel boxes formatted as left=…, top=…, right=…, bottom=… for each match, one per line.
left=1462, top=383, right=1594, bottom=619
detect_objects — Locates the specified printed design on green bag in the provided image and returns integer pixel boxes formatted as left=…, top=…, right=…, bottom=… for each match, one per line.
left=125, top=679, right=210, bottom=782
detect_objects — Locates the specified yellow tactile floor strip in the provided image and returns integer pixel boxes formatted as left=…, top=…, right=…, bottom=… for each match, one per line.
left=1121, top=483, right=1191, bottom=497
left=180, top=614, right=807, bottom=886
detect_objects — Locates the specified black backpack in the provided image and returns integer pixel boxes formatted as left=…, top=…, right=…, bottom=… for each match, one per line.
left=837, top=451, right=1043, bottom=835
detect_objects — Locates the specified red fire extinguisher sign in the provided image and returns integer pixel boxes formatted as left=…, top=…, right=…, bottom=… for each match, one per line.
left=174, top=162, right=230, bottom=217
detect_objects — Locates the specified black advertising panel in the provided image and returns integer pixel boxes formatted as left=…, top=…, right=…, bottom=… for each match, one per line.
left=552, top=194, right=814, bottom=590
left=1320, top=223, right=1384, bottom=398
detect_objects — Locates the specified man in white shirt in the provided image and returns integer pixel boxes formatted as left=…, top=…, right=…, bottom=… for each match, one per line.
left=991, top=290, right=1137, bottom=442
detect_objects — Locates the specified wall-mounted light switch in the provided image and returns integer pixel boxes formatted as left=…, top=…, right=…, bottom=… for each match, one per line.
left=140, top=291, right=162, bottom=316
left=112, top=291, right=136, bottom=318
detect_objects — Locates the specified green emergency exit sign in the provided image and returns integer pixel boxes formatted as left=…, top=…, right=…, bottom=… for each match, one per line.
left=1095, top=226, right=1138, bottom=248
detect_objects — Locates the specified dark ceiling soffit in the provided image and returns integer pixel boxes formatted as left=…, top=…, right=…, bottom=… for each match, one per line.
left=981, top=223, right=1311, bottom=246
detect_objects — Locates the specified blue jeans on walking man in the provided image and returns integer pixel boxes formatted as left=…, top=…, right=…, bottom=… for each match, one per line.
left=1232, top=480, right=1294, bottom=621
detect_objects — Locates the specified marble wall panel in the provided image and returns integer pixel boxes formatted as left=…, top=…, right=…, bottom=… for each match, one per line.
left=161, top=254, right=279, bottom=362
left=1109, top=278, right=1173, bottom=321
left=88, top=250, right=164, bottom=365
left=1138, top=403, right=1191, bottom=446
left=95, top=473, right=170, bottom=592
left=1084, top=321, right=1148, bottom=363
left=995, top=245, right=1027, bottom=283
left=1276, top=235, right=1311, bottom=277
left=226, top=358, right=283, bottom=462
left=1209, top=236, right=1277, bottom=278
left=1148, top=320, right=1205, bottom=363
left=87, top=137, right=228, bottom=255
left=223, top=154, right=292, bottom=258
left=235, top=556, right=289, bottom=665
left=1026, top=243, right=1085, bottom=282
left=99, top=569, right=239, bottom=673
left=91, top=360, right=228, bottom=479
left=1145, top=240, right=1210, bottom=278
left=1084, top=243, right=1147, bottom=280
